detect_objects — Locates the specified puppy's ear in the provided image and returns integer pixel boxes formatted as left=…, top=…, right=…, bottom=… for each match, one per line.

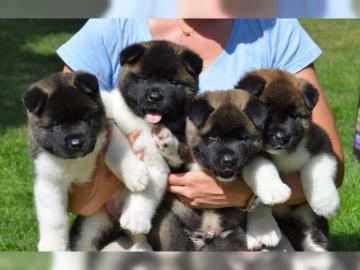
left=22, top=86, right=48, bottom=116
left=244, top=97, right=268, bottom=131
left=188, top=98, right=214, bottom=128
left=236, top=75, right=266, bottom=97
left=73, top=72, right=99, bottom=96
left=299, top=81, right=319, bottom=111
left=120, top=43, right=146, bottom=66
left=181, top=50, right=203, bottom=77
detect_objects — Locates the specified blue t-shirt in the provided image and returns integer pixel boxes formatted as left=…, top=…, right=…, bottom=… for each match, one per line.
left=57, top=19, right=321, bottom=92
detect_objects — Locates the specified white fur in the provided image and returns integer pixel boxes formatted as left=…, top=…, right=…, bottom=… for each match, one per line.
left=34, top=132, right=106, bottom=251
left=242, top=156, right=290, bottom=249
left=72, top=208, right=113, bottom=251
left=270, top=139, right=339, bottom=218
left=242, top=156, right=291, bottom=205
left=101, top=89, right=170, bottom=235
left=270, top=139, right=311, bottom=172
left=246, top=207, right=281, bottom=250
left=300, top=153, right=339, bottom=218
left=105, top=124, right=149, bottom=192
left=302, top=233, right=326, bottom=252
left=52, top=253, right=87, bottom=270
left=292, top=254, right=336, bottom=270
left=200, top=210, right=222, bottom=235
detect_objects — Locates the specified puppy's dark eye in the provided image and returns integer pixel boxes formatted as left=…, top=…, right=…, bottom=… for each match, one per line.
left=42, top=121, right=60, bottom=128
left=239, top=134, right=251, bottom=141
left=171, top=80, right=183, bottom=86
left=288, top=111, right=303, bottom=119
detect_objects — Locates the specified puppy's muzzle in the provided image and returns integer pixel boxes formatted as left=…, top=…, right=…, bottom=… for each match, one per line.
left=147, top=88, right=164, bottom=103
left=66, top=135, right=84, bottom=151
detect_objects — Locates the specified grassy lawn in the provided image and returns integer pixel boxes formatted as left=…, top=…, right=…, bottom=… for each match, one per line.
left=0, top=19, right=359, bottom=251
left=0, top=253, right=50, bottom=270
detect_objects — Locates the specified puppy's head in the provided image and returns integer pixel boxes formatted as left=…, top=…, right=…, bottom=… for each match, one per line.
left=187, top=90, right=268, bottom=182
left=23, top=72, right=106, bottom=159
left=119, top=40, right=202, bottom=126
left=237, top=69, right=319, bottom=153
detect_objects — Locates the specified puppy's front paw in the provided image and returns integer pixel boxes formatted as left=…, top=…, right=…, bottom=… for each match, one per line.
left=38, top=239, right=67, bottom=251
left=153, top=127, right=178, bottom=156
left=311, top=191, right=340, bottom=218
left=130, top=242, right=153, bottom=251
left=247, top=224, right=281, bottom=250
left=122, top=160, right=149, bottom=192
left=247, top=207, right=282, bottom=250
left=246, top=234, right=262, bottom=251
left=120, top=210, right=152, bottom=235
left=258, top=182, right=291, bottom=205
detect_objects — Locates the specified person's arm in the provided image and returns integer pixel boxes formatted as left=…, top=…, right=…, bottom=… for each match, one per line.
left=295, top=64, right=344, bottom=187
left=168, top=64, right=344, bottom=209
left=63, top=65, right=72, bottom=73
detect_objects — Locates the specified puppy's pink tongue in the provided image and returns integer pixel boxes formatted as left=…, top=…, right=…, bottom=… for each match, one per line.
left=146, top=112, right=163, bottom=124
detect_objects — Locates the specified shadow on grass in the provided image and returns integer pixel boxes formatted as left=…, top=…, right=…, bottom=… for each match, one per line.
left=330, top=233, right=360, bottom=251
left=0, top=19, right=85, bottom=134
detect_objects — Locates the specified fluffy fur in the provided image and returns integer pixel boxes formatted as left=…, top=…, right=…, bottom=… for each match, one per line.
left=70, top=40, right=202, bottom=251
left=23, top=72, right=147, bottom=251
left=237, top=69, right=339, bottom=250
left=148, top=89, right=269, bottom=251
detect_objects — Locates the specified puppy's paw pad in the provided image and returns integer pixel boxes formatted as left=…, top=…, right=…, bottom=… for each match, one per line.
left=154, top=128, right=178, bottom=153
left=259, top=183, right=292, bottom=205
left=120, top=211, right=152, bottom=235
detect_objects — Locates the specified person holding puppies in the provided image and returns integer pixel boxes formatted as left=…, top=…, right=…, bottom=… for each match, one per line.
left=57, top=18, right=344, bottom=250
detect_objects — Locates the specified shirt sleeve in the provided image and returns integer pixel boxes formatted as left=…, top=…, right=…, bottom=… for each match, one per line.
left=265, top=19, right=322, bottom=74
left=57, top=19, right=122, bottom=90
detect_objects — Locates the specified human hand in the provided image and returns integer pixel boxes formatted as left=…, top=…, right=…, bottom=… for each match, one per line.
left=167, top=170, right=253, bottom=209
left=68, top=131, right=145, bottom=216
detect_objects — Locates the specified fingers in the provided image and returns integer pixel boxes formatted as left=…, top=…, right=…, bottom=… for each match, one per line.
left=168, top=184, right=187, bottom=195
left=168, top=173, right=188, bottom=186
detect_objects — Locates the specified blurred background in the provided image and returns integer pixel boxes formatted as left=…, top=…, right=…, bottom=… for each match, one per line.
left=0, top=0, right=360, bottom=18
left=1, top=252, right=360, bottom=270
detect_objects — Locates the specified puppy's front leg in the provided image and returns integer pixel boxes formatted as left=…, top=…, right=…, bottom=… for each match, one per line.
left=301, top=153, right=339, bottom=218
left=105, top=125, right=149, bottom=192
left=34, top=178, right=69, bottom=251
left=246, top=207, right=282, bottom=250
left=242, top=156, right=291, bottom=205
left=120, top=133, right=169, bottom=234
left=120, top=167, right=168, bottom=234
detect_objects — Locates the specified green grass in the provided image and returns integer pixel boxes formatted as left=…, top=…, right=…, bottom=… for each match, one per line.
left=0, top=253, right=50, bottom=270
left=0, top=19, right=359, bottom=251
left=0, top=20, right=85, bottom=251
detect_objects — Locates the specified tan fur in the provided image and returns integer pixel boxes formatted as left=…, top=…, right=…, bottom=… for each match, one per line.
left=239, top=69, right=311, bottom=117
left=194, top=90, right=257, bottom=136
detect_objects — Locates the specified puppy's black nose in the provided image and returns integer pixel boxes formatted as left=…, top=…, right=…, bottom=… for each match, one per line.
left=148, top=89, right=163, bottom=102
left=272, top=131, right=289, bottom=144
left=66, top=137, right=84, bottom=150
left=221, top=154, right=238, bottom=167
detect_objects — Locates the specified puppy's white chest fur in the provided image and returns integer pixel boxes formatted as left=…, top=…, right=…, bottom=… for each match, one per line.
left=270, top=139, right=310, bottom=173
